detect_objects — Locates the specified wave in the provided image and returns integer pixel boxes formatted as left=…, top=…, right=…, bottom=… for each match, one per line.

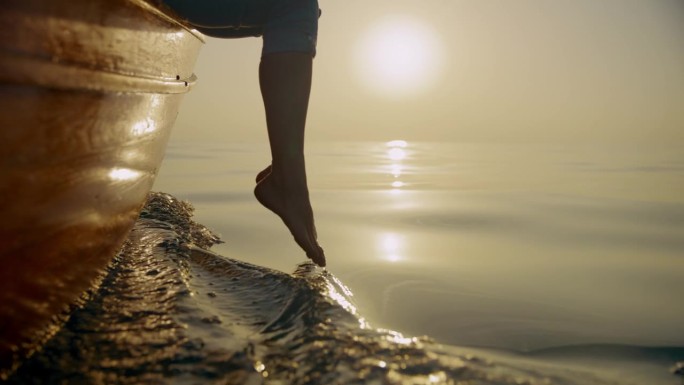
left=7, top=193, right=681, bottom=384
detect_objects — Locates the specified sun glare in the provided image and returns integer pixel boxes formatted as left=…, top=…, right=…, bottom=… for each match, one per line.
left=353, top=15, right=444, bottom=98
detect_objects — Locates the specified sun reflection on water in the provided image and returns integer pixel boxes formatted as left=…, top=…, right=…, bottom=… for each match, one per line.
left=387, top=147, right=406, bottom=161
left=385, top=139, right=409, bottom=194
left=378, top=232, right=404, bottom=263
left=377, top=141, right=413, bottom=263
left=390, top=164, right=402, bottom=177
left=386, top=140, right=407, bottom=148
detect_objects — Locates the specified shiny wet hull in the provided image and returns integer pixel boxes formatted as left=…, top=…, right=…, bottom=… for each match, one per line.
left=0, top=0, right=203, bottom=376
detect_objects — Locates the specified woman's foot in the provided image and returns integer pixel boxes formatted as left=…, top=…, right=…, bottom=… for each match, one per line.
left=256, top=165, right=272, bottom=183
left=254, top=170, right=326, bottom=267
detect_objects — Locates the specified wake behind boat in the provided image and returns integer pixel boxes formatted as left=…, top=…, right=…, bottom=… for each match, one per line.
left=6, top=192, right=681, bottom=384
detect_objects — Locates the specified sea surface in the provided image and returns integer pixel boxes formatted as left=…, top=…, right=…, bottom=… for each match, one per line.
left=12, top=140, right=682, bottom=384
left=151, top=139, right=684, bottom=383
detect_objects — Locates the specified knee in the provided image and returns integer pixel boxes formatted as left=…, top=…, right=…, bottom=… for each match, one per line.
left=262, top=0, right=320, bottom=57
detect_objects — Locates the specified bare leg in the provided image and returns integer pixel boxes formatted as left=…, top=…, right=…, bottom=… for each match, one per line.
left=254, top=52, right=326, bottom=267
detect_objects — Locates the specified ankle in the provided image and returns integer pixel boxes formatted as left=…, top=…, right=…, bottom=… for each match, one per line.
left=270, top=161, right=307, bottom=180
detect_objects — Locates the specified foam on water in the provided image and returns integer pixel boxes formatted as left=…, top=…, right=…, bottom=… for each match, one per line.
left=7, top=193, right=682, bottom=384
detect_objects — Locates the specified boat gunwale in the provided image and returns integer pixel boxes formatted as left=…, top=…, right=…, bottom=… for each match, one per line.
left=131, top=0, right=206, bottom=44
left=0, top=52, right=197, bottom=94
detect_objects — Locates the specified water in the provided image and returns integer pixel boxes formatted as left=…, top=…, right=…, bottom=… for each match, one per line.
left=153, top=139, right=684, bottom=383
left=10, top=140, right=683, bottom=384
left=156, top=140, right=684, bottom=348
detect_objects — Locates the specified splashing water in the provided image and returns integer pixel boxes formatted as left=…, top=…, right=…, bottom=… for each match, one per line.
left=7, top=193, right=676, bottom=384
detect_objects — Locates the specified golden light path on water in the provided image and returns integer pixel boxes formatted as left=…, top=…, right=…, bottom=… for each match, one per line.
left=376, top=140, right=410, bottom=263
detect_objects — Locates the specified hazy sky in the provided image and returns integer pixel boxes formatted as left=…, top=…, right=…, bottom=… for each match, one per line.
left=171, top=0, right=684, bottom=144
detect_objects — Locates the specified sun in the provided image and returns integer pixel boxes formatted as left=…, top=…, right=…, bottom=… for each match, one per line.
left=353, top=15, right=445, bottom=98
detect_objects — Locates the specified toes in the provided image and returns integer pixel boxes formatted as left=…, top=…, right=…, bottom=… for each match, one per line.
left=307, top=245, right=326, bottom=267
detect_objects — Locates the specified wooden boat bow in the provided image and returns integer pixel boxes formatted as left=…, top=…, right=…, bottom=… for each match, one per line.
left=0, top=0, right=204, bottom=378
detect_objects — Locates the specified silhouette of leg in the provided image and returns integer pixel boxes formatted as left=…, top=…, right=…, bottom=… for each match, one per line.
left=256, top=165, right=272, bottom=183
left=253, top=52, right=326, bottom=267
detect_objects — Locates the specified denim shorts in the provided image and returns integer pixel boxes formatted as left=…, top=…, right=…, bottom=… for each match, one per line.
left=161, top=0, right=320, bottom=57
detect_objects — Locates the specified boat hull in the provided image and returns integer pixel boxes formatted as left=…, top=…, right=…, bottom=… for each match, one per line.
left=0, top=0, right=203, bottom=377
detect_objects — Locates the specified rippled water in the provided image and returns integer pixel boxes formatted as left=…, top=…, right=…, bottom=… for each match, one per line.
left=9, top=193, right=680, bottom=384
left=155, top=140, right=684, bottom=347
left=9, top=140, right=683, bottom=383
left=157, top=139, right=684, bottom=383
